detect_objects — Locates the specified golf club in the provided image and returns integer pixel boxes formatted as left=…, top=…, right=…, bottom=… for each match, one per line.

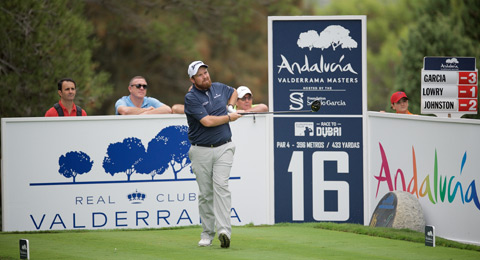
left=238, top=99, right=321, bottom=115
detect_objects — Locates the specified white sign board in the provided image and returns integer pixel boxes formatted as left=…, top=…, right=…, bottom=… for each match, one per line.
left=368, top=112, right=480, bottom=245
left=1, top=115, right=273, bottom=231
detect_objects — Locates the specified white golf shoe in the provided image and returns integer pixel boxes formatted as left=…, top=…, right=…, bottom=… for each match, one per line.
left=198, top=238, right=212, bottom=247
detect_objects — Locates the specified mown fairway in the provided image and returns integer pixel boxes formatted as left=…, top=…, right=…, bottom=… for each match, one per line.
left=1, top=223, right=479, bottom=260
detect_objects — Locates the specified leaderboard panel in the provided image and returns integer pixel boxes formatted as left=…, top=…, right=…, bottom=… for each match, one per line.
left=421, top=57, right=478, bottom=117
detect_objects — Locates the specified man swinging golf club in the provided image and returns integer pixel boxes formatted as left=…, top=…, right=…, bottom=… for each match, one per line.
left=184, top=61, right=242, bottom=248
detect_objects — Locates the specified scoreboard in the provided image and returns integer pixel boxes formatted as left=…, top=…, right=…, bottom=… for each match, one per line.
left=421, top=57, right=478, bottom=117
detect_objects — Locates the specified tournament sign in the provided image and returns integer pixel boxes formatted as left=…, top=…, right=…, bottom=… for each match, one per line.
left=268, top=16, right=367, bottom=224
left=421, top=57, right=478, bottom=118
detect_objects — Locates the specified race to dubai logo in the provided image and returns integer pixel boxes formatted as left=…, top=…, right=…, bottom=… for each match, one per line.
left=297, top=25, right=358, bottom=51
left=294, top=122, right=314, bottom=136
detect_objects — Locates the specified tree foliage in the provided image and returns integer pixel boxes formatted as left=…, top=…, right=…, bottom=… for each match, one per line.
left=84, top=0, right=304, bottom=114
left=0, top=0, right=112, bottom=117
left=395, top=0, right=480, bottom=117
left=4, top=0, right=476, bottom=117
left=315, top=0, right=423, bottom=111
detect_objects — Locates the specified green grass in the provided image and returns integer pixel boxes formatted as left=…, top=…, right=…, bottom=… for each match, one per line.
left=313, top=222, right=480, bottom=251
left=1, top=223, right=479, bottom=259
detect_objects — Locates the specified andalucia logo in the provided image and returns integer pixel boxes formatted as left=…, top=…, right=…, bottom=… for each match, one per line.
left=297, top=25, right=358, bottom=51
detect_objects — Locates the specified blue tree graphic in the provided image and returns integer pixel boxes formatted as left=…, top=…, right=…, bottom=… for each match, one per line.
left=154, top=125, right=191, bottom=179
left=58, top=151, right=93, bottom=182
left=103, top=137, right=146, bottom=181
left=136, top=137, right=171, bottom=180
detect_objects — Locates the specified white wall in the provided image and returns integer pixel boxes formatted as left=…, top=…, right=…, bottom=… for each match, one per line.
left=367, top=112, right=480, bottom=245
left=3, top=112, right=479, bottom=245
left=1, top=115, right=273, bottom=231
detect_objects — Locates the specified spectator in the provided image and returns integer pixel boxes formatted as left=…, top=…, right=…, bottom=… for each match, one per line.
left=171, top=86, right=193, bottom=114
left=390, top=91, right=412, bottom=114
left=172, top=104, right=185, bottom=114
left=45, top=78, right=87, bottom=117
left=115, top=76, right=172, bottom=115
left=234, top=86, right=268, bottom=113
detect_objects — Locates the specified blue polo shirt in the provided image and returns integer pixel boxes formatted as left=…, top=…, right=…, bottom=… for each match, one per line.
left=184, top=82, right=234, bottom=145
left=115, top=96, right=165, bottom=115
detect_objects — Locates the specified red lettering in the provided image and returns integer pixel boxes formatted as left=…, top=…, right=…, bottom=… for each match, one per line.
left=374, top=143, right=394, bottom=197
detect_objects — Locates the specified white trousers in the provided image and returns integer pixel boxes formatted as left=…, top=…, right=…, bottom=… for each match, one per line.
left=189, top=142, right=235, bottom=240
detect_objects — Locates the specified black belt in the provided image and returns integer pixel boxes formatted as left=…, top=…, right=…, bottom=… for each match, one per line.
left=192, top=139, right=231, bottom=148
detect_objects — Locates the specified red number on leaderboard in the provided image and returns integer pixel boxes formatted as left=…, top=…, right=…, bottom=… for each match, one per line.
left=458, top=99, right=478, bottom=112
left=458, top=71, right=477, bottom=84
left=458, top=85, right=478, bottom=98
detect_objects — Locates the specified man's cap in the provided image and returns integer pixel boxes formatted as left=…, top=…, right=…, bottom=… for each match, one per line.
left=390, top=91, right=408, bottom=104
left=188, top=61, right=208, bottom=78
left=237, top=86, right=252, bottom=99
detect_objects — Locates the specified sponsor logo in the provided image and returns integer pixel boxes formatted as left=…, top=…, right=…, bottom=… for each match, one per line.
left=297, top=26, right=358, bottom=51
left=32, top=125, right=192, bottom=185
left=293, top=121, right=343, bottom=137
left=128, top=190, right=146, bottom=204
left=294, top=122, right=314, bottom=136
left=289, top=93, right=347, bottom=110
left=440, top=58, right=460, bottom=70
left=374, top=143, right=480, bottom=212
left=25, top=125, right=242, bottom=230
left=289, top=92, right=304, bottom=110
left=321, top=99, right=347, bottom=107
left=277, top=55, right=358, bottom=75
left=276, top=25, right=359, bottom=76
left=316, top=125, right=342, bottom=137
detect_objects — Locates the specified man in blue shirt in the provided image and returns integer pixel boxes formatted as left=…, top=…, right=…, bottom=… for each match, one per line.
left=184, top=61, right=241, bottom=248
left=115, top=76, right=172, bottom=115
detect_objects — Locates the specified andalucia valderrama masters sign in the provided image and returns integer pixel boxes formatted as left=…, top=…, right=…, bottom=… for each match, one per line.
left=268, top=16, right=367, bottom=224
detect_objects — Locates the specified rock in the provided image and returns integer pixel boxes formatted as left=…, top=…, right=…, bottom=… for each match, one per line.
left=370, top=191, right=425, bottom=232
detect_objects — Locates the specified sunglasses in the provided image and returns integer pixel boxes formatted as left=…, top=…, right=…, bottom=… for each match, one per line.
left=131, top=84, right=148, bottom=89
left=240, top=96, right=252, bottom=101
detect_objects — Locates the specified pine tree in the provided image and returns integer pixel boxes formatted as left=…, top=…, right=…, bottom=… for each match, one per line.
left=0, top=0, right=112, bottom=117
left=395, top=0, right=480, bottom=117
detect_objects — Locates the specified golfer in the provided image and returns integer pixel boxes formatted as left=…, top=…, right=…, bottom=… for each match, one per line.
left=184, top=61, right=242, bottom=248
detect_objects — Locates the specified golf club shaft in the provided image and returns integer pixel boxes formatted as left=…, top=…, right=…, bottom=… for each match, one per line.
left=238, top=110, right=313, bottom=115
left=237, top=99, right=321, bottom=115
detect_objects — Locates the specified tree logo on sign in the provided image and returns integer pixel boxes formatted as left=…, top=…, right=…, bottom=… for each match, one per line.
left=297, top=25, right=358, bottom=51
left=58, top=151, right=93, bottom=182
